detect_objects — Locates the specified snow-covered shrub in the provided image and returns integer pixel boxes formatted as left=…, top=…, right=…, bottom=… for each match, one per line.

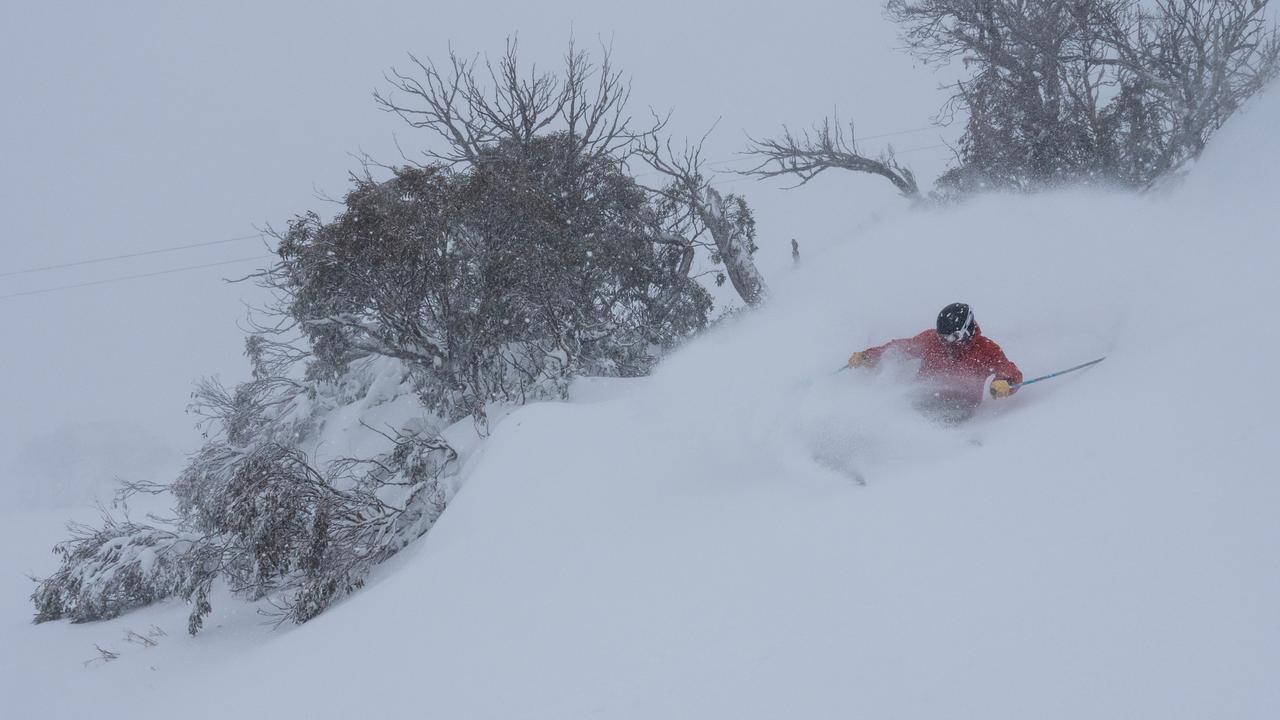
left=32, top=353, right=458, bottom=634
left=30, top=516, right=214, bottom=631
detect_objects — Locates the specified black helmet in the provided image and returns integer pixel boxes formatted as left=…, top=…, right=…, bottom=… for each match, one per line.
left=937, top=302, right=975, bottom=344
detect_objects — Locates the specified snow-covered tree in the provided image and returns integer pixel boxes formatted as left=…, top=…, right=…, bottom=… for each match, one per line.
left=1097, top=0, right=1280, bottom=180
left=32, top=345, right=458, bottom=634
left=886, top=0, right=1279, bottom=192
left=272, top=135, right=712, bottom=424
left=374, top=38, right=768, bottom=310
left=638, top=134, right=770, bottom=306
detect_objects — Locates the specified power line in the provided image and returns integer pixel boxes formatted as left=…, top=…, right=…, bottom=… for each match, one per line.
left=850, top=125, right=939, bottom=143
left=0, top=232, right=266, bottom=279
left=896, top=142, right=951, bottom=154
left=0, top=255, right=273, bottom=301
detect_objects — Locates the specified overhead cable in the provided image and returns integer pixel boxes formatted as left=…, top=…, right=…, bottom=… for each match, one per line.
left=0, top=233, right=266, bottom=279
left=0, top=255, right=273, bottom=301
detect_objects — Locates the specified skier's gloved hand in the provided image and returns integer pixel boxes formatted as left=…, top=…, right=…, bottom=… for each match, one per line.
left=989, top=379, right=1014, bottom=399
left=848, top=351, right=868, bottom=368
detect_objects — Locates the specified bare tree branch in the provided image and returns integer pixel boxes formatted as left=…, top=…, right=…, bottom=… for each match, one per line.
left=743, top=116, right=920, bottom=198
left=374, top=36, right=665, bottom=167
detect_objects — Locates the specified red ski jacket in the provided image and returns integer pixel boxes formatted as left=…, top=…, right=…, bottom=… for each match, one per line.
left=860, top=324, right=1022, bottom=405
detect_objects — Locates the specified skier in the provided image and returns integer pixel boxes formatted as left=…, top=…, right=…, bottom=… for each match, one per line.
left=846, top=302, right=1022, bottom=423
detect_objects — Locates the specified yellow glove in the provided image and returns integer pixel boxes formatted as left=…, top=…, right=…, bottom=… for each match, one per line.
left=848, top=351, right=868, bottom=368
left=989, top=379, right=1014, bottom=399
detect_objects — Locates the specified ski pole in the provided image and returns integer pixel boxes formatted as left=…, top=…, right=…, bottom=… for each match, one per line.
left=1012, top=356, right=1106, bottom=389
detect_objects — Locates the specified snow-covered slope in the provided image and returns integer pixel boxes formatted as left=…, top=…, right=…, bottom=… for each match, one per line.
left=6, top=91, right=1280, bottom=718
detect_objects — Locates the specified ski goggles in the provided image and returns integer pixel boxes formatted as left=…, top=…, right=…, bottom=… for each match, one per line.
left=939, top=309, right=975, bottom=344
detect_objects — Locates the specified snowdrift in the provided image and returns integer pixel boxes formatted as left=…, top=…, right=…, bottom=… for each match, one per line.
left=6, top=91, right=1280, bottom=718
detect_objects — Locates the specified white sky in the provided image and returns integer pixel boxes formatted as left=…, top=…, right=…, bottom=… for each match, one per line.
left=0, top=0, right=957, bottom=483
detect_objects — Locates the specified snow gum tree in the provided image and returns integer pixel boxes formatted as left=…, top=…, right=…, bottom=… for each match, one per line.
left=373, top=39, right=768, bottom=310
left=275, top=133, right=712, bottom=424
left=745, top=1, right=1278, bottom=197
left=886, top=0, right=1279, bottom=192
left=638, top=133, right=770, bottom=305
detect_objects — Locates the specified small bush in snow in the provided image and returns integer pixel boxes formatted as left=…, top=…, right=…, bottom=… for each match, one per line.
left=32, top=354, right=457, bottom=634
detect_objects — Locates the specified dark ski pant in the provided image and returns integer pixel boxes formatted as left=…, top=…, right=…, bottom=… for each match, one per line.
left=912, top=389, right=979, bottom=425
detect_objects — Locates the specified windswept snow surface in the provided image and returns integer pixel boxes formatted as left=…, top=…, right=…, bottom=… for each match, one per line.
left=6, top=95, right=1280, bottom=718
